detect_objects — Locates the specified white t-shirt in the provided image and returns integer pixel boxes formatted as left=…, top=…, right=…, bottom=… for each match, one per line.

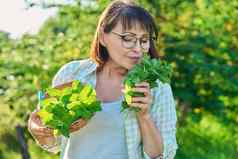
left=60, top=96, right=128, bottom=159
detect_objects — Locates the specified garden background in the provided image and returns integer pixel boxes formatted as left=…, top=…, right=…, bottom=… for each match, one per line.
left=0, top=0, right=237, bottom=159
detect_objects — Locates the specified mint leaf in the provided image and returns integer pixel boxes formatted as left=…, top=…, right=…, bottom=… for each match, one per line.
left=121, top=54, right=173, bottom=112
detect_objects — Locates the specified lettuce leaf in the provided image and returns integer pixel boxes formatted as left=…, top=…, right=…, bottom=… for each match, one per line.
left=37, top=80, right=102, bottom=137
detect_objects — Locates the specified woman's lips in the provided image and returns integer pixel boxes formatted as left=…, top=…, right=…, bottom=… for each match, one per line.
left=128, top=56, right=141, bottom=63
left=128, top=52, right=142, bottom=58
left=129, top=56, right=140, bottom=59
left=128, top=52, right=142, bottom=63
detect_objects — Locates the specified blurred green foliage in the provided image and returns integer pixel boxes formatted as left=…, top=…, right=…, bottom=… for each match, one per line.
left=0, top=0, right=237, bottom=158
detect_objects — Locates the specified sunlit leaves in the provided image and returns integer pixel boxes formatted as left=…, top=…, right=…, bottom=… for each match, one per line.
left=38, top=80, right=101, bottom=137
left=121, top=54, right=173, bottom=112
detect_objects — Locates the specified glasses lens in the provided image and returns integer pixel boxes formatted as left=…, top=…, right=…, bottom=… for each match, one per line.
left=141, top=40, right=150, bottom=50
left=120, top=34, right=150, bottom=50
left=121, top=36, right=136, bottom=49
left=122, top=40, right=135, bottom=49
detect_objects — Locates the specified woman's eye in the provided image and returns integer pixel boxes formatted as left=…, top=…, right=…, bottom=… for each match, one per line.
left=123, top=39, right=133, bottom=42
left=122, top=36, right=135, bottom=41
left=141, top=39, right=149, bottom=43
left=141, top=40, right=148, bottom=43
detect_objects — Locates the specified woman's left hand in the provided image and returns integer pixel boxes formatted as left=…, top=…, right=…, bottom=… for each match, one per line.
left=130, top=82, right=153, bottom=118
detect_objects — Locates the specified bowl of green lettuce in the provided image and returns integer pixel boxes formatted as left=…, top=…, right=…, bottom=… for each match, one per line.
left=37, top=80, right=102, bottom=137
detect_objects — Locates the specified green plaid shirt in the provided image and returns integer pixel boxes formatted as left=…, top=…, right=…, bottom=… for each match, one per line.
left=41, top=59, right=178, bottom=159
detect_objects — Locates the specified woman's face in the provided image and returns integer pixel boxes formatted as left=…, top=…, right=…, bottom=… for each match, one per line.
left=102, top=21, right=150, bottom=70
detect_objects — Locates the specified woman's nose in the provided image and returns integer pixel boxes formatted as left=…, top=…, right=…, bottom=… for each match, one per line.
left=133, top=40, right=143, bottom=52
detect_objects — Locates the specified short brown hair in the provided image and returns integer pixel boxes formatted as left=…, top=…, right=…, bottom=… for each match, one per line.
left=90, top=0, right=159, bottom=69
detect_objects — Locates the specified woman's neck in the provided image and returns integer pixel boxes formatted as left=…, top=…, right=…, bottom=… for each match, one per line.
left=98, top=59, right=128, bottom=81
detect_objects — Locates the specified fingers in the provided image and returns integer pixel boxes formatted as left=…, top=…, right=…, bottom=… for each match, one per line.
left=131, top=96, right=152, bottom=104
left=29, top=110, right=43, bottom=125
left=29, top=118, right=53, bottom=137
left=69, top=119, right=87, bottom=133
left=130, top=102, right=147, bottom=110
left=125, top=82, right=152, bottom=114
left=32, top=128, right=53, bottom=137
left=33, top=129, right=53, bottom=138
left=132, top=87, right=150, bottom=96
left=131, top=81, right=152, bottom=104
left=28, top=111, right=53, bottom=137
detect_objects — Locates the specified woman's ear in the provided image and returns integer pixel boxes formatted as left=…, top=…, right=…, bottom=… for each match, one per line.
left=99, top=27, right=106, bottom=47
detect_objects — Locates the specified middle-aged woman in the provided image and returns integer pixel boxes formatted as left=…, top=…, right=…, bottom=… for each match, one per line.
left=28, top=0, right=178, bottom=159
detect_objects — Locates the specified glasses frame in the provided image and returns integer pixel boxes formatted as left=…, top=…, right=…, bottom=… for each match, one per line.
left=111, top=31, right=152, bottom=50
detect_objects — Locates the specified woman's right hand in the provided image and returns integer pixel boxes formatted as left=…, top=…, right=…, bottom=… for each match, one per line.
left=29, top=108, right=88, bottom=137
left=28, top=109, right=55, bottom=145
left=29, top=81, right=89, bottom=139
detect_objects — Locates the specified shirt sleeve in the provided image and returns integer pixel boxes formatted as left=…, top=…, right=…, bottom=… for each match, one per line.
left=142, top=82, right=178, bottom=159
left=52, top=61, right=81, bottom=87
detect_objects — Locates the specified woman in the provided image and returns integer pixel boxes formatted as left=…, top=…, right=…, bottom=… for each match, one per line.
left=28, top=0, right=178, bottom=159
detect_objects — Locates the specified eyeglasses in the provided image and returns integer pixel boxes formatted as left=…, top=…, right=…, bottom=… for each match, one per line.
left=111, top=31, right=151, bottom=50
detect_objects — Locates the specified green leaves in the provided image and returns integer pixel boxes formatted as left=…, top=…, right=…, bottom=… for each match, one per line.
left=121, top=54, right=173, bottom=112
left=37, top=80, right=101, bottom=137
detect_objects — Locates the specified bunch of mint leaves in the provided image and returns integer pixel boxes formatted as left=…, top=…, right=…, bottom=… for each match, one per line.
left=121, top=54, right=173, bottom=112
left=37, top=80, right=102, bottom=137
